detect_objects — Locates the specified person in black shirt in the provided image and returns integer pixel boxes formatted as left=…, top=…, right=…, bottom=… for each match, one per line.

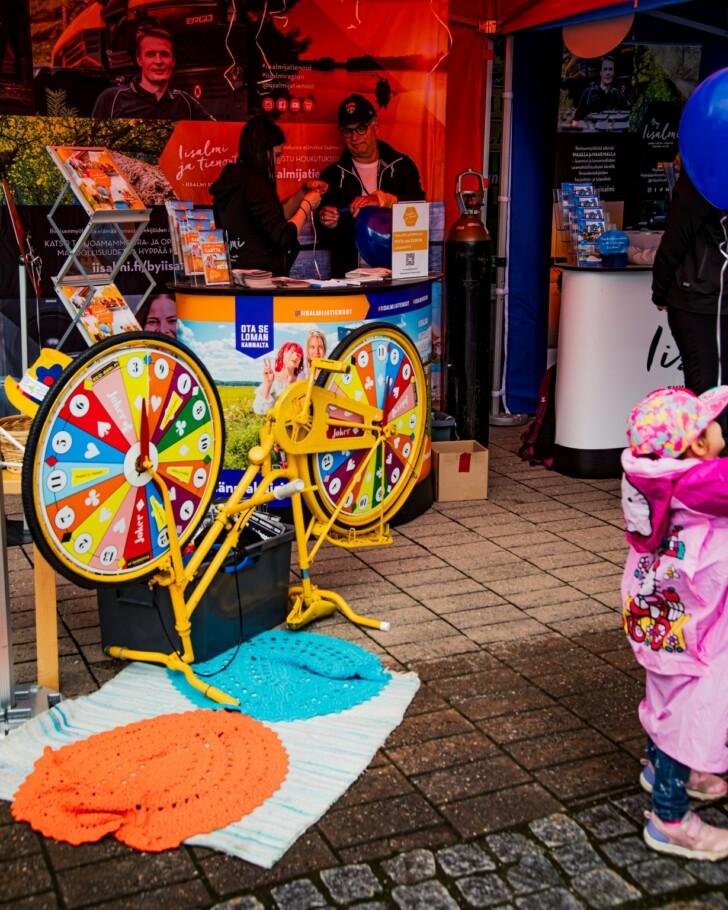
left=210, top=117, right=325, bottom=276
left=653, top=169, right=728, bottom=418
left=318, top=94, right=425, bottom=276
left=92, top=26, right=213, bottom=120
left=572, top=56, right=630, bottom=127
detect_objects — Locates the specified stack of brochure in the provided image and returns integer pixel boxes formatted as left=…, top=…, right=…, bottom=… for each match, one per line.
left=232, top=269, right=273, bottom=288
left=345, top=267, right=391, bottom=282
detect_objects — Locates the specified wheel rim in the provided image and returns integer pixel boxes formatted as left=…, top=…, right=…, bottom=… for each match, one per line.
left=29, top=337, right=223, bottom=584
left=310, top=328, right=426, bottom=527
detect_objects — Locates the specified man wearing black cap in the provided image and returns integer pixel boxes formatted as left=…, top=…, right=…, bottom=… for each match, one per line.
left=318, top=94, right=425, bottom=277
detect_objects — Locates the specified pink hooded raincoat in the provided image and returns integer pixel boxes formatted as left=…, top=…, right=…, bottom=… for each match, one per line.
left=621, top=448, right=728, bottom=772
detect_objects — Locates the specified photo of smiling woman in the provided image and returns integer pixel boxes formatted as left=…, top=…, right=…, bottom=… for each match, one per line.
left=302, top=329, right=327, bottom=380
left=253, top=341, right=305, bottom=416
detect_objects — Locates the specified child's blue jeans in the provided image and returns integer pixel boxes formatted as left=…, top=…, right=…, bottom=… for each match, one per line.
left=647, top=738, right=690, bottom=821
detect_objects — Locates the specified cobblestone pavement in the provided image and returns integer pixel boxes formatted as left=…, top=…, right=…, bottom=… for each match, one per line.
left=2, top=426, right=727, bottom=908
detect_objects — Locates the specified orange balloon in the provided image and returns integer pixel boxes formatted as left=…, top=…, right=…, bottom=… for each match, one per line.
left=564, top=14, right=635, bottom=59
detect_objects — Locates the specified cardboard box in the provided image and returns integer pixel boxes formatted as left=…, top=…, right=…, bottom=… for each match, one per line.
left=432, top=440, right=488, bottom=501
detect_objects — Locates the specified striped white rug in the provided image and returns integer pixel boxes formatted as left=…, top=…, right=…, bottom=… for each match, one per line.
left=0, top=662, right=419, bottom=867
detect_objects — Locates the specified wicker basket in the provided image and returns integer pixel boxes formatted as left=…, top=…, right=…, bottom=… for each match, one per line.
left=0, top=414, right=31, bottom=472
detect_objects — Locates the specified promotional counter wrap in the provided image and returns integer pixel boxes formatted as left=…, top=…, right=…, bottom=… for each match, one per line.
left=554, top=266, right=683, bottom=478
left=174, top=277, right=438, bottom=515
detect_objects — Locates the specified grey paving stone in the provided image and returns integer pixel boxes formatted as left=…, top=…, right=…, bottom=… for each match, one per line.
left=350, top=904, right=389, bottom=910
left=456, top=873, right=512, bottom=908
left=392, top=880, right=459, bottom=909
left=486, top=832, right=544, bottom=864
left=628, top=857, right=696, bottom=894
left=437, top=844, right=496, bottom=878
left=514, top=888, right=585, bottom=910
left=320, top=865, right=382, bottom=904
left=572, top=868, right=641, bottom=908
left=382, top=849, right=436, bottom=885
left=551, top=841, right=604, bottom=877
left=598, top=836, right=650, bottom=867
left=574, top=805, right=636, bottom=840
left=506, top=853, right=563, bottom=894
left=212, top=899, right=266, bottom=910
left=272, top=878, right=327, bottom=910
left=685, top=859, right=728, bottom=886
left=611, top=794, right=649, bottom=826
left=529, top=814, right=586, bottom=848
left=660, top=893, right=728, bottom=910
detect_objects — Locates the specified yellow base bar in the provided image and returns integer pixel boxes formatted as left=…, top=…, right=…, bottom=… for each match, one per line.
left=287, top=584, right=390, bottom=631
left=106, top=645, right=239, bottom=706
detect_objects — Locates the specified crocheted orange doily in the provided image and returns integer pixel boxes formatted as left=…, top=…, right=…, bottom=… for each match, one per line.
left=12, top=710, right=288, bottom=851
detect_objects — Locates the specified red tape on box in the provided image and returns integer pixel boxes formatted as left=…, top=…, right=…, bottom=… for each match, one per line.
left=458, top=453, right=471, bottom=473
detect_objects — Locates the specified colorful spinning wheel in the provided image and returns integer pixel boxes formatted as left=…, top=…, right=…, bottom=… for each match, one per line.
left=22, top=333, right=224, bottom=587
left=301, top=322, right=428, bottom=533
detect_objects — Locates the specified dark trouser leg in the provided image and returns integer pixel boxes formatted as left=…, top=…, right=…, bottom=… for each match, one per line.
left=646, top=737, right=657, bottom=766
left=667, top=308, right=728, bottom=434
left=651, top=743, right=690, bottom=822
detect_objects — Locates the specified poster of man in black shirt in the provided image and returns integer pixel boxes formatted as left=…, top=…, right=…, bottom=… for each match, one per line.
left=571, top=56, right=631, bottom=131
left=92, top=25, right=213, bottom=120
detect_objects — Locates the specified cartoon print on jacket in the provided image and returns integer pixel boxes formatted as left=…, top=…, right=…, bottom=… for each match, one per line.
left=622, top=477, right=652, bottom=537
left=623, top=526, right=689, bottom=653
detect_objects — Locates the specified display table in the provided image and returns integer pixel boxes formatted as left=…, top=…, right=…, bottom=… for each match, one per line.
left=554, top=266, right=683, bottom=478
left=173, top=276, right=439, bottom=520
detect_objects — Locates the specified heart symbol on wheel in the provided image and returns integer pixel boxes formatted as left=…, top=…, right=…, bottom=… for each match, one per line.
left=84, top=442, right=100, bottom=459
left=151, top=395, right=162, bottom=411
left=113, top=518, right=126, bottom=533
left=97, top=421, right=111, bottom=438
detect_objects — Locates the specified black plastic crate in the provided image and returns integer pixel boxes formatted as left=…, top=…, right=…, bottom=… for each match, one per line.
left=98, top=511, right=294, bottom=662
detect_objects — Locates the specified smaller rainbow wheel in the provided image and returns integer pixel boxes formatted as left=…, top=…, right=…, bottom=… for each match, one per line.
left=301, top=322, right=427, bottom=534
left=22, top=332, right=225, bottom=588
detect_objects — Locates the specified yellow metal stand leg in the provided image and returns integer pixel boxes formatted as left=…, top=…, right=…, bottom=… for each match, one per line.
left=287, top=584, right=390, bottom=631
left=106, top=645, right=238, bottom=706
left=33, top=547, right=59, bottom=691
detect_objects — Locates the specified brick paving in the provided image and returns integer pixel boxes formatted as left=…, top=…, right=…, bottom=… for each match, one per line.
left=2, top=426, right=727, bottom=908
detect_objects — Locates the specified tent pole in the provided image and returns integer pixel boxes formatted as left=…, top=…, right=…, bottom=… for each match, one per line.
left=490, top=34, right=527, bottom=425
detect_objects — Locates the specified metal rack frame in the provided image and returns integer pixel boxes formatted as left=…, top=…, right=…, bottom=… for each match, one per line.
left=47, top=180, right=155, bottom=349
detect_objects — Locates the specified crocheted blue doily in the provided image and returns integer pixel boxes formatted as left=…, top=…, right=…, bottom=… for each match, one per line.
left=168, top=630, right=391, bottom=721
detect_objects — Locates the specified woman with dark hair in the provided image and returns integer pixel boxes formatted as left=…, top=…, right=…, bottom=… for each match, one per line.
left=210, top=116, right=325, bottom=275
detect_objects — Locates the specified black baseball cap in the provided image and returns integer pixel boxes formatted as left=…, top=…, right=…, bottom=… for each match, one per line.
left=338, top=94, right=376, bottom=128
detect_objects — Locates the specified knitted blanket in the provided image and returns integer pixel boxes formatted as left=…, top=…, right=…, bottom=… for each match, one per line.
left=0, top=648, right=418, bottom=867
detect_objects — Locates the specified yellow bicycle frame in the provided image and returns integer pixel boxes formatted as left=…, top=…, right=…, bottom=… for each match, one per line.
left=108, top=354, right=417, bottom=705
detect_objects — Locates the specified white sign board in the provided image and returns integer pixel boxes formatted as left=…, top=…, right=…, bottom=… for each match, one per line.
left=391, top=201, right=429, bottom=279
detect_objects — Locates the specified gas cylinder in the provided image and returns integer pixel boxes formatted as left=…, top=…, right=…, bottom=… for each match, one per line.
left=444, top=169, right=492, bottom=445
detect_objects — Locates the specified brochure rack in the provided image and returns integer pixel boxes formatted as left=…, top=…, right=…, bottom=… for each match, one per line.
left=46, top=146, right=155, bottom=347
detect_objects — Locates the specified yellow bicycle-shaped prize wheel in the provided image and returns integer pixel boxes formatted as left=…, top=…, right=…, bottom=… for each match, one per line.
left=22, top=324, right=428, bottom=702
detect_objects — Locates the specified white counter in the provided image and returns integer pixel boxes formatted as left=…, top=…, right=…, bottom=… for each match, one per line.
left=554, top=266, right=683, bottom=477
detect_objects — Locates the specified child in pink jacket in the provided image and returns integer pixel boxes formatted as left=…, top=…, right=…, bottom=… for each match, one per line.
left=622, top=385, right=728, bottom=861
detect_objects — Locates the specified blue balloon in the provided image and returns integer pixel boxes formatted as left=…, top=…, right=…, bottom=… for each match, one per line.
left=354, top=206, right=393, bottom=268
left=679, top=67, right=728, bottom=210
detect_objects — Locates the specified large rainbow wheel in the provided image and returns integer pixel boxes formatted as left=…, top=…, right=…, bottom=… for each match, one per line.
left=301, top=322, right=427, bottom=534
left=22, top=332, right=224, bottom=588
